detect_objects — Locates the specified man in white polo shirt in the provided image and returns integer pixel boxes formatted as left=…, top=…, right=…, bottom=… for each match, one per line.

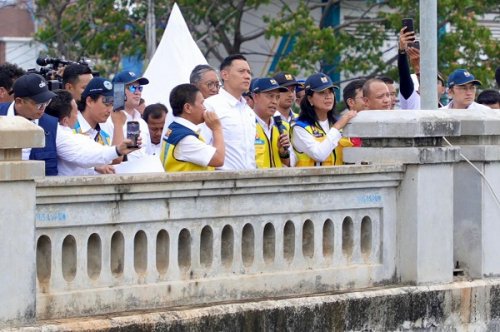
left=202, top=54, right=255, bottom=170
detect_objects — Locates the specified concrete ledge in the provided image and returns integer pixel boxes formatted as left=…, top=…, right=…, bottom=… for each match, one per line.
left=444, top=109, right=500, bottom=136
left=0, top=116, right=44, bottom=149
left=343, top=110, right=460, bottom=138
left=344, top=147, right=460, bottom=164
left=0, top=161, right=44, bottom=181
left=15, top=278, right=500, bottom=331
left=459, top=146, right=500, bottom=162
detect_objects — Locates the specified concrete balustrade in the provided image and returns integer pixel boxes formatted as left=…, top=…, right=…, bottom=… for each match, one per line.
left=3, top=109, right=500, bottom=329
left=34, top=166, right=402, bottom=319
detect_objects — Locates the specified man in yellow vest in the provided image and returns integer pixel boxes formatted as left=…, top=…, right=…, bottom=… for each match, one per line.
left=252, top=77, right=294, bottom=168
left=160, top=84, right=225, bottom=172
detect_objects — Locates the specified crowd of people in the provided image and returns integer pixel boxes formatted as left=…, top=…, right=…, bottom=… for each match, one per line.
left=0, top=29, right=499, bottom=175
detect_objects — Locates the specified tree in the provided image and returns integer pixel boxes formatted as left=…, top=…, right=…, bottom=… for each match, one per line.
left=266, top=0, right=499, bottom=86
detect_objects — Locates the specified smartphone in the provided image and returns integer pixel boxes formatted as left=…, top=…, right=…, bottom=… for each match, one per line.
left=402, top=18, right=414, bottom=33
left=126, top=121, right=140, bottom=148
left=113, top=82, right=125, bottom=111
left=410, top=40, right=420, bottom=49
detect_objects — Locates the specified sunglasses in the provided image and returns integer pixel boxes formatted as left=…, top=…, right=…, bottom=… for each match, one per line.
left=128, top=85, right=143, bottom=93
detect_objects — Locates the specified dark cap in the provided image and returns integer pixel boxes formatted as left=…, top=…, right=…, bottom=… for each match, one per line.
left=273, top=72, right=302, bottom=87
left=113, top=70, right=149, bottom=85
left=448, top=69, right=481, bottom=88
left=81, top=77, right=114, bottom=100
left=252, top=77, right=288, bottom=94
left=304, top=73, right=339, bottom=92
left=12, top=73, right=56, bottom=103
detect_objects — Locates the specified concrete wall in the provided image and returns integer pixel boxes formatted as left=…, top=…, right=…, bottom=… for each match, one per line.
left=34, top=166, right=403, bottom=319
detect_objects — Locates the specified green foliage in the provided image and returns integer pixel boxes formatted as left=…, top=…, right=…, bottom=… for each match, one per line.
left=268, top=0, right=499, bottom=86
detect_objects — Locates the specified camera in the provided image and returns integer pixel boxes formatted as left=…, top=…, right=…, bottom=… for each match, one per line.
left=27, top=57, right=96, bottom=91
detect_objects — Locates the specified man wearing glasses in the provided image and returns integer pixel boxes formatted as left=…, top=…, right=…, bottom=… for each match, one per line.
left=189, top=64, right=220, bottom=98
left=441, top=69, right=490, bottom=110
left=0, top=73, right=58, bottom=175
left=101, top=71, right=151, bottom=159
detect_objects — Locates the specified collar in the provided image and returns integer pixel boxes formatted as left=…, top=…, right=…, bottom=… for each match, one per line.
left=219, top=87, right=247, bottom=108
left=173, top=116, right=201, bottom=133
left=8, top=102, right=39, bottom=125
left=255, top=114, right=274, bottom=131
left=77, top=111, right=94, bottom=132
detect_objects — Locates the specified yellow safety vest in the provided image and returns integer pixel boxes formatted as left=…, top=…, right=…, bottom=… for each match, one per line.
left=255, top=121, right=289, bottom=168
left=160, top=122, right=214, bottom=172
left=292, top=120, right=352, bottom=166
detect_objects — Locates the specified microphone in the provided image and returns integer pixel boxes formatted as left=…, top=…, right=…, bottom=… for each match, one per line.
left=273, top=115, right=290, bottom=159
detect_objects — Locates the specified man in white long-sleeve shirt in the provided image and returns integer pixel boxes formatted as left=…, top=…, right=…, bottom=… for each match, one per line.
left=45, top=90, right=139, bottom=175
left=202, top=54, right=256, bottom=170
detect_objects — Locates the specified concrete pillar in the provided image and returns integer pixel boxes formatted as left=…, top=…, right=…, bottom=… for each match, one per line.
left=343, top=110, right=461, bottom=284
left=447, top=109, right=500, bottom=278
left=0, top=116, right=44, bottom=327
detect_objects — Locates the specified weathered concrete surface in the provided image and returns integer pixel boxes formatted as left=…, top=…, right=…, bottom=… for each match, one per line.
left=10, top=278, right=500, bottom=331
left=342, top=109, right=461, bottom=138
left=0, top=116, right=44, bottom=149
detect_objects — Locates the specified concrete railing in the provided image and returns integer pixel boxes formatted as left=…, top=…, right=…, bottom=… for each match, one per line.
left=3, top=109, right=500, bottom=328
left=34, top=166, right=403, bottom=319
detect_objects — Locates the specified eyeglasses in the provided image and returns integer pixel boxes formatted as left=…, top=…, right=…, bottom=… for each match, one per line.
left=101, top=96, right=114, bottom=106
left=35, top=99, right=52, bottom=110
left=128, top=85, right=143, bottom=93
left=204, top=81, right=220, bottom=90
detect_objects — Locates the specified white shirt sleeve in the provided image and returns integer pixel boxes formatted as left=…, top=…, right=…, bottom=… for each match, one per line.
left=56, top=128, right=118, bottom=168
left=292, top=126, right=342, bottom=162
left=173, top=135, right=216, bottom=167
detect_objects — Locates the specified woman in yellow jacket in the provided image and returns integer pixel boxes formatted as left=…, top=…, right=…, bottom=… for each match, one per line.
left=291, top=73, right=357, bottom=167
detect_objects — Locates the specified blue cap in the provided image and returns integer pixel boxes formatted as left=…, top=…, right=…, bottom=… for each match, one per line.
left=252, top=77, right=288, bottom=93
left=81, top=77, right=113, bottom=100
left=273, top=72, right=302, bottom=87
left=113, top=71, right=149, bottom=85
left=12, top=73, right=56, bottom=103
left=448, top=69, right=481, bottom=88
left=304, top=73, right=338, bottom=92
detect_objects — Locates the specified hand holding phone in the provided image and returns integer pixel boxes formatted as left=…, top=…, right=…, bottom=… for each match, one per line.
left=402, top=18, right=415, bottom=42
left=126, top=121, right=140, bottom=148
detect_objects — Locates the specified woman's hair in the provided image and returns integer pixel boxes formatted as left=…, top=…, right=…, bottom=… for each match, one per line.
left=297, top=88, right=337, bottom=126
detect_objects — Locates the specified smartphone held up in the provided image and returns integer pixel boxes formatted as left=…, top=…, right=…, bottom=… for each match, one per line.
left=402, top=18, right=419, bottom=49
left=126, top=121, right=140, bottom=148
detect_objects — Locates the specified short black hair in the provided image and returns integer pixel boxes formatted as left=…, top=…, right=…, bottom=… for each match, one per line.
left=62, top=64, right=92, bottom=86
left=477, top=89, right=500, bottom=106
left=77, top=94, right=99, bottom=112
left=44, top=89, right=74, bottom=121
left=169, top=84, right=200, bottom=117
left=0, top=63, right=26, bottom=90
left=377, top=75, right=394, bottom=85
left=343, top=79, right=366, bottom=108
left=143, top=103, right=168, bottom=122
left=219, top=54, right=247, bottom=72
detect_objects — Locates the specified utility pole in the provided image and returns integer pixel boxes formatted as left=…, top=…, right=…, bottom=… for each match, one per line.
left=419, top=0, right=438, bottom=109
left=145, top=0, right=156, bottom=66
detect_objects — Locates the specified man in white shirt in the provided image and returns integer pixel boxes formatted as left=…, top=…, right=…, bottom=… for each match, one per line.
left=160, top=84, right=224, bottom=172
left=252, top=77, right=294, bottom=168
left=363, top=78, right=392, bottom=110
left=440, top=69, right=491, bottom=110
left=203, top=54, right=255, bottom=170
left=101, top=71, right=152, bottom=160
left=143, top=103, right=168, bottom=156
left=45, top=90, right=139, bottom=175
left=190, top=64, right=220, bottom=98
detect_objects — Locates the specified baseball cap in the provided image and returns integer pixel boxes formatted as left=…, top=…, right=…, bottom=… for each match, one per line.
left=81, top=77, right=114, bottom=100
left=273, top=72, right=303, bottom=87
left=113, top=71, right=149, bottom=85
left=252, top=77, right=288, bottom=94
left=304, top=73, right=339, bottom=92
left=448, top=69, right=481, bottom=88
left=12, top=73, right=57, bottom=103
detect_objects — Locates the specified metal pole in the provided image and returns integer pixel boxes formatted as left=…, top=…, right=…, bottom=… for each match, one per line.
left=145, top=0, right=157, bottom=66
left=419, top=0, right=438, bottom=109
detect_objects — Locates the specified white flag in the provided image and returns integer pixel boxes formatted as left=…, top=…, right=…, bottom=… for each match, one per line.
left=142, top=3, right=207, bottom=112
